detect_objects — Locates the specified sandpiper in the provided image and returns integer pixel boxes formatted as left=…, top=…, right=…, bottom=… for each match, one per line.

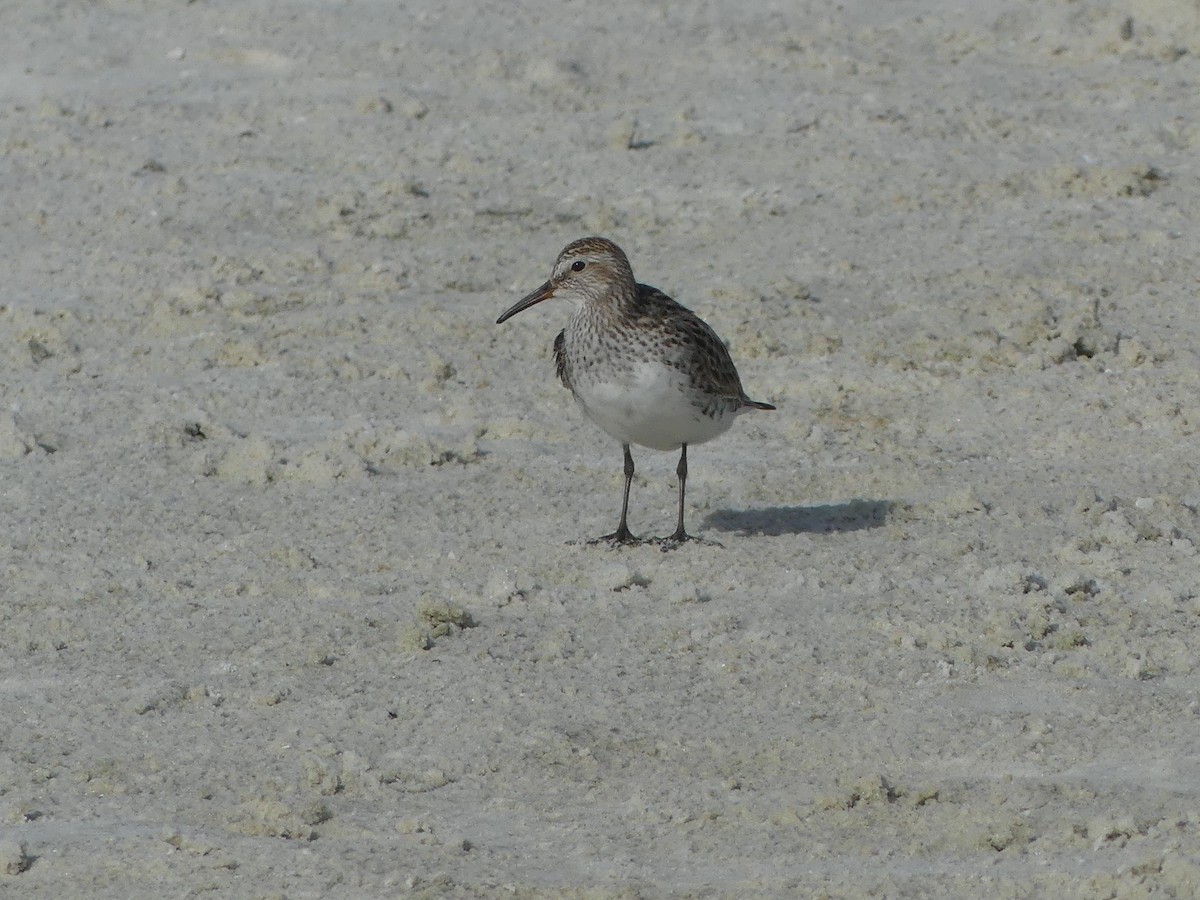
left=496, top=237, right=775, bottom=546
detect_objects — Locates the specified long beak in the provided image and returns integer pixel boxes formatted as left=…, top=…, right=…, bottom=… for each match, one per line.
left=496, top=281, right=555, bottom=324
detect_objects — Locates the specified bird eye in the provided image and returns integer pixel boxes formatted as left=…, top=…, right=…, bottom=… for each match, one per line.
left=570, top=260, right=586, bottom=272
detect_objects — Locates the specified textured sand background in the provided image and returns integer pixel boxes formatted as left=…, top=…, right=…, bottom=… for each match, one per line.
left=3, top=0, right=1200, bottom=896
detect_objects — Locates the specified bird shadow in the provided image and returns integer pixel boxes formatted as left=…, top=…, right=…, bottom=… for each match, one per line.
left=702, top=499, right=892, bottom=537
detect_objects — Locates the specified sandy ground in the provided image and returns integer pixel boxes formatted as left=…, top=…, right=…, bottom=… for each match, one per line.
left=2, top=0, right=1200, bottom=896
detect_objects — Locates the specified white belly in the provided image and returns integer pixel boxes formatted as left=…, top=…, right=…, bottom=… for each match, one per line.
left=571, top=360, right=736, bottom=451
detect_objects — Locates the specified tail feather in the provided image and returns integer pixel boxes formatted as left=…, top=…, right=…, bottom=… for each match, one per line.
left=743, top=398, right=776, bottom=411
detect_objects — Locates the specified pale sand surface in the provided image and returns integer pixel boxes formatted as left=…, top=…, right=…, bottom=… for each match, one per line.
left=3, top=0, right=1200, bottom=896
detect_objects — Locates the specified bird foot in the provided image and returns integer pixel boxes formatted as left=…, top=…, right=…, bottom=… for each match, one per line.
left=587, top=526, right=642, bottom=548
left=651, top=531, right=723, bottom=552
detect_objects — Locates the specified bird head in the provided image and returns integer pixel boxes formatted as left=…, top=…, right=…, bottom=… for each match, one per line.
left=496, top=237, right=633, bottom=323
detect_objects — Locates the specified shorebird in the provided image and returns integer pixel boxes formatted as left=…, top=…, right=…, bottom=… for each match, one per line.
left=496, top=237, right=775, bottom=547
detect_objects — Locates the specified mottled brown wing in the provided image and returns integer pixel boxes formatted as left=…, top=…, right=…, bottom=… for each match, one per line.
left=633, top=283, right=770, bottom=408
left=553, top=329, right=569, bottom=388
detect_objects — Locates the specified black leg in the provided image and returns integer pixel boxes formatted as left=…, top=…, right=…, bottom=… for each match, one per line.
left=665, top=443, right=690, bottom=543
left=591, top=444, right=639, bottom=545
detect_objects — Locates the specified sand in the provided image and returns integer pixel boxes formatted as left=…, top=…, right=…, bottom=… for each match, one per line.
left=2, top=0, right=1200, bottom=896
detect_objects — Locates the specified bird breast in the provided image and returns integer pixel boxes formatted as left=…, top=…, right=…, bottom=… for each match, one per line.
left=566, top=353, right=737, bottom=451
